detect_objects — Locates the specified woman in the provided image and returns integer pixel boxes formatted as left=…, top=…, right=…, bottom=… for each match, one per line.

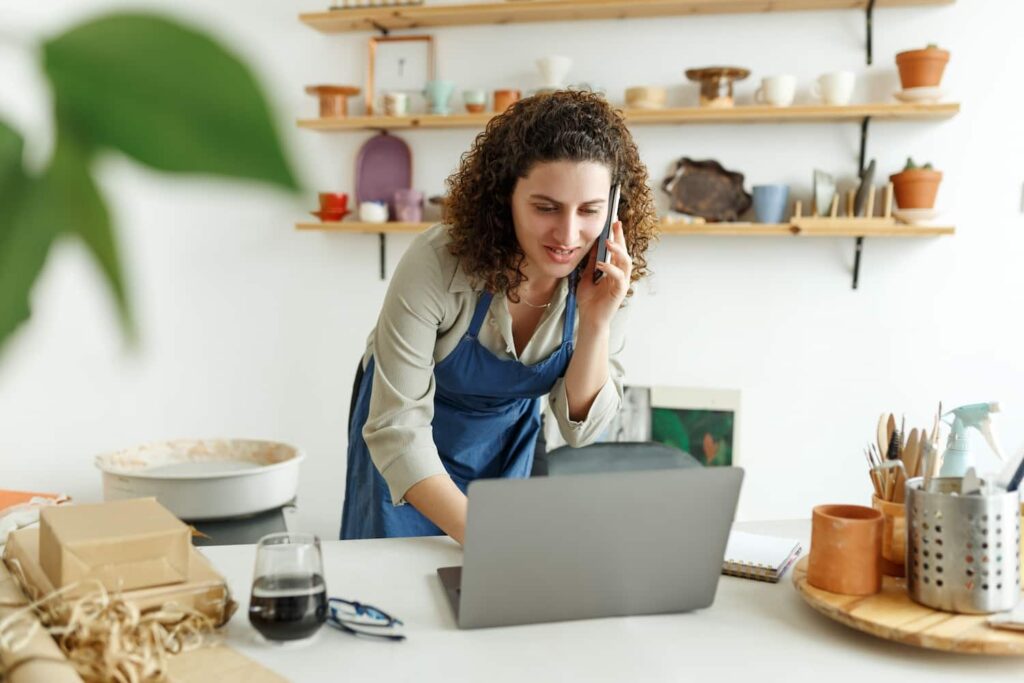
left=341, top=90, right=658, bottom=542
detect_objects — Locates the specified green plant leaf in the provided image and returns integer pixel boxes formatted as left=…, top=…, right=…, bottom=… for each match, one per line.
left=0, top=123, right=134, bottom=355
left=43, top=13, right=297, bottom=190
left=48, top=127, right=134, bottom=342
left=0, top=121, right=54, bottom=351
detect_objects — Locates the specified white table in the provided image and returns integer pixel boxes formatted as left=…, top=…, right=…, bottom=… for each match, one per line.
left=201, top=520, right=1021, bottom=682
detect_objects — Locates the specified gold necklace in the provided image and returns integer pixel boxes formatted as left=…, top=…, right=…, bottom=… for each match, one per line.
left=511, top=289, right=552, bottom=309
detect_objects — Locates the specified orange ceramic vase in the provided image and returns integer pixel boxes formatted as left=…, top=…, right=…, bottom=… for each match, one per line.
left=871, top=495, right=906, bottom=578
left=890, top=168, right=942, bottom=209
left=807, top=504, right=883, bottom=596
left=895, top=46, right=950, bottom=89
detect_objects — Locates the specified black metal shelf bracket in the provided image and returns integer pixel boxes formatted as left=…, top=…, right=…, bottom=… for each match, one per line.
left=371, top=20, right=390, bottom=36
left=379, top=233, right=387, bottom=280
left=852, top=0, right=877, bottom=289
left=852, top=115, right=872, bottom=290
left=866, top=0, right=876, bottom=65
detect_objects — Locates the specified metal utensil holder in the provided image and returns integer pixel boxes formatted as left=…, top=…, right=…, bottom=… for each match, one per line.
left=906, top=476, right=1021, bottom=614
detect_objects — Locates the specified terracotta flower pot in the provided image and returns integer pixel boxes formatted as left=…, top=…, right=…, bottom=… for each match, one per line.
left=807, top=504, right=883, bottom=596
left=871, top=495, right=906, bottom=578
left=895, top=46, right=950, bottom=89
left=890, top=168, right=943, bottom=209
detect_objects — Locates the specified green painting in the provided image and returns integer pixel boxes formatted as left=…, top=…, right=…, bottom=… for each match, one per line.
left=651, top=408, right=733, bottom=467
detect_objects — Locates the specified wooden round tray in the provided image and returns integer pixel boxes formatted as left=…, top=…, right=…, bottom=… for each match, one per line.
left=792, top=556, right=1024, bottom=655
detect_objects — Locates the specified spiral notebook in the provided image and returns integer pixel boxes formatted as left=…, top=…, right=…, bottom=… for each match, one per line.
left=722, top=530, right=802, bottom=583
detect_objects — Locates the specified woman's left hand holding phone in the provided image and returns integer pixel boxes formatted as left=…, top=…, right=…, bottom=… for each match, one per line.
left=576, top=219, right=632, bottom=330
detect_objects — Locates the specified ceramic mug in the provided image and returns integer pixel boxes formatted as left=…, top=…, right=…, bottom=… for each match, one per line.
left=755, top=75, right=796, bottom=107
left=812, top=71, right=855, bottom=106
left=318, top=192, right=348, bottom=213
left=493, top=89, right=521, bottom=113
left=463, top=89, right=486, bottom=113
left=537, top=55, right=572, bottom=89
left=359, top=200, right=389, bottom=223
left=752, top=185, right=790, bottom=223
left=393, top=189, right=424, bottom=222
left=807, top=504, right=883, bottom=596
left=423, top=80, right=456, bottom=115
left=383, top=91, right=408, bottom=117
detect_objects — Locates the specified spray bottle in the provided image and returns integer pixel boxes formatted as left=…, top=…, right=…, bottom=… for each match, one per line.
left=938, top=402, right=1006, bottom=477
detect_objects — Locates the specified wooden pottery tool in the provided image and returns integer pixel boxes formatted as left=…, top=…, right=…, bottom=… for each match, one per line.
left=903, top=428, right=920, bottom=482
left=877, top=414, right=889, bottom=463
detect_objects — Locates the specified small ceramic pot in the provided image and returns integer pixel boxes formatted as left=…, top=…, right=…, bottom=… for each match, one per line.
left=393, top=189, right=424, bottom=222
left=871, top=495, right=907, bottom=578
left=889, top=168, right=943, bottom=209
left=493, top=89, right=521, bottom=113
left=752, top=185, right=789, bottom=224
left=318, top=192, right=349, bottom=213
left=359, top=201, right=389, bottom=223
left=537, top=55, right=572, bottom=89
left=625, top=86, right=667, bottom=110
left=463, top=89, right=486, bottom=113
left=896, top=46, right=950, bottom=89
left=383, top=92, right=409, bottom=117
left=807, top=504, right=883, bottom=596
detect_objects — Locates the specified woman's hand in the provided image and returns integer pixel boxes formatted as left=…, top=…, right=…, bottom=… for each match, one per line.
left=575, top=220, right=632, bottom=330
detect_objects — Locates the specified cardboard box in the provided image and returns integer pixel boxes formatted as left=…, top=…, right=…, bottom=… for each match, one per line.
left=5, top=527, right=233, bottom=626
left=40, top=497, right=190, bottom=592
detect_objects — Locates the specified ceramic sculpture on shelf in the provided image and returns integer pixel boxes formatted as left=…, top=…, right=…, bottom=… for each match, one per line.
left=661, top=157, right=752, bottom=222
left=536, top=55, right=572, bottom=92
left=684, top=67, right=750, bottom=108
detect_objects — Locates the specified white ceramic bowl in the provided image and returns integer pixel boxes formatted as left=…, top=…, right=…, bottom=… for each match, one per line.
left=95, top=438, right=304, bottom=521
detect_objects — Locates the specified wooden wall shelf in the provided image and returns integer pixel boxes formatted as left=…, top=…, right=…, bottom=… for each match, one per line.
left=298, top=102, right=959, bottom=132
left=296, top=220, right=955, bottom=238
left=301, top=0, right=954, bottom=34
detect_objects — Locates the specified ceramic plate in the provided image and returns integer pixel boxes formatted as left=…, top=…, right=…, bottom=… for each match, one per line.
left=310, top=209, right=351, bottom=222
left=661, top=157, right=752, bottom=222
left=894, top=208, right=939, bottom=224
left=355, top=133, right=413, bottom=220
left=894, top=87, right=944, bottom=103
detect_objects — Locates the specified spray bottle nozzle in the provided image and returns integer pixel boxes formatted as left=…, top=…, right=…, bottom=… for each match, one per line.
left=942, top=402, right=1006, bottom=462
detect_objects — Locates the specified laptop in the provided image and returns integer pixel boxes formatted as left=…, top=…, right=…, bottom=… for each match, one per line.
left=437, top=466, right=743, bottom=629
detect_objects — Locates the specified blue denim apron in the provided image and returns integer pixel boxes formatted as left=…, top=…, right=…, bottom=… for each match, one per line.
left=341, top=280, right=576, bottom=539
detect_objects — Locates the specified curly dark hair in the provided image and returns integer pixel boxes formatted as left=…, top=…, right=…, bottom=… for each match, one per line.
left=444, top=89, right=658, bottom=299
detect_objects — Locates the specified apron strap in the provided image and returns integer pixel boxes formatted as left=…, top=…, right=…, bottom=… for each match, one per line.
left=562, top=271, right=577, bottom=345
left=467, top=291, right=493, bottom=338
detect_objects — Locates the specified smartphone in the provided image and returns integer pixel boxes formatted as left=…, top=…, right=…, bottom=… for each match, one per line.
left=593, top=184, right=621, bottom=284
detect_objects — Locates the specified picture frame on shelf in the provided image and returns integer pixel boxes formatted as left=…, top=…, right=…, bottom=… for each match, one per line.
left=367, top=34, right=435, bottom=116
left=649, top=386, right=740, bottom=467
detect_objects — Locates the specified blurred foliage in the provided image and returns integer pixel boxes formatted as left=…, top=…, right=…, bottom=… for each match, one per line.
left=0, top=13, right=297, bottom=355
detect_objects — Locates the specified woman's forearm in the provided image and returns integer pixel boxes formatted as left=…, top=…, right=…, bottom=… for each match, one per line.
left=403, top=473, right=468, bottom=544
left=562, top=319, right=610, bottom=421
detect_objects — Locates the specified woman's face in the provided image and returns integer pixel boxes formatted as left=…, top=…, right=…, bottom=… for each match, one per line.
left=510, top=160, right=612, bottom=283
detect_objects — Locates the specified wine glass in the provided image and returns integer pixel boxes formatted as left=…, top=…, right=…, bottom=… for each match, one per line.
left=248, top=532, right=327, bottom=644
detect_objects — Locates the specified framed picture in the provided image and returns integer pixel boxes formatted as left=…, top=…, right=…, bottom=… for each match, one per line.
left=649, top=386, right=740, bottom=467
left=367, top=35, right=435, bottom=115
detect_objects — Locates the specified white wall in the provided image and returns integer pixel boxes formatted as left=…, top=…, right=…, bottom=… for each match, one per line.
left=1, top=0, right=1021, bottom=540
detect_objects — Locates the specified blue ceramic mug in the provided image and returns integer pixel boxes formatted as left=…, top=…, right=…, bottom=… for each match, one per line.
left=423, top=80, right=456, bottom=115
left=752, top=184, right=790, bottom=224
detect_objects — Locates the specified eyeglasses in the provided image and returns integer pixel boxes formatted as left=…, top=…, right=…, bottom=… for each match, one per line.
left=326, top=597, right=406, bottom=641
